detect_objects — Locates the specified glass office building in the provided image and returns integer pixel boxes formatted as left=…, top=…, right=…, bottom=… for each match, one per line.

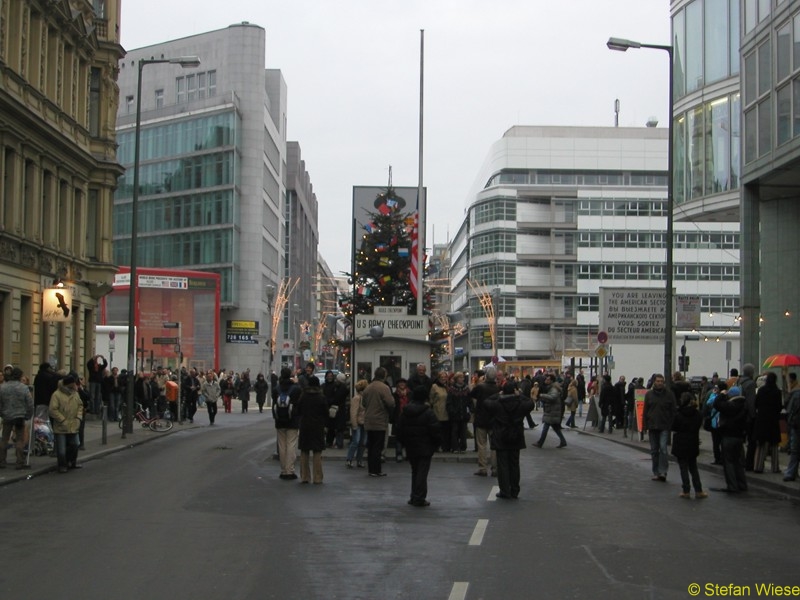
left=114, top=24, right=297, bottom=374
left=672, top=0, right=800, bottom=363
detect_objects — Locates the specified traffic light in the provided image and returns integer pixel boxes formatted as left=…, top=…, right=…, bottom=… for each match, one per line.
left=678, top=355, right=685, bottom=371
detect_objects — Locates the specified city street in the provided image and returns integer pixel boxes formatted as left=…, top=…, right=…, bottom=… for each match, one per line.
left=1, top=413, right=798, bottom=600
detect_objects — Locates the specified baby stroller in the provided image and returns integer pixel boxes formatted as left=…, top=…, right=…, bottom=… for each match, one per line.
left=30, top=406, right=55, bottom=457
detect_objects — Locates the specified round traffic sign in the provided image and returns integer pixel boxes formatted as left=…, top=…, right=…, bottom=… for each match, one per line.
left=597, top=331, right=608, bottom=344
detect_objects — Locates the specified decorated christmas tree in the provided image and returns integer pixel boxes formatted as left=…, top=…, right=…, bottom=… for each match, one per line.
left=340, top=186, right=432, bottom=318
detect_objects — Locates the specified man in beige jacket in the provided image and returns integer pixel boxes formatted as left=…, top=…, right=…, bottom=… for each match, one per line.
left=49, top=375, right=84, bottom=473
left=361, top=367, right=395, bottom=477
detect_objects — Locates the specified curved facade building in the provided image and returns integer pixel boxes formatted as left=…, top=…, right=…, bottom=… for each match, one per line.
left=450, top=126, right=740, bottom=375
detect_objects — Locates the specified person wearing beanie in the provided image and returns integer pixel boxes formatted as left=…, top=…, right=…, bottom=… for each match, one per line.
left=671, top=391, right=707, bottom=499
left=712, top=384, right=748, bottom=492
left=396, top=385, right=442, bottom=507
left=0, top=366, right=34, bottom=470
left=484, top=379, right=534, bottom=499
left=48, top=375, right=84, bottom=473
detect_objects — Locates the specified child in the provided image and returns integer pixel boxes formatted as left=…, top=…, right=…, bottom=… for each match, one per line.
left=671, top=391, right=707, bottom=499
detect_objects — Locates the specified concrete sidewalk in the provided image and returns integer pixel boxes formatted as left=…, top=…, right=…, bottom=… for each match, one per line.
left=568, top=412, right=800, bottom=499
left=0, top=411, right=202, bottom=486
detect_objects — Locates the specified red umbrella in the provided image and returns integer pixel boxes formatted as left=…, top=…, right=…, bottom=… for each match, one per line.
left=762, top=354, right=800, bottom=368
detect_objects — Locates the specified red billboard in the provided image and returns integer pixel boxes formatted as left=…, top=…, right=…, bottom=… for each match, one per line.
left=102, top=267, right=220, bottom=373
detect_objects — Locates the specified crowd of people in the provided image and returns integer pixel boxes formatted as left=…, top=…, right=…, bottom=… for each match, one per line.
left=3, top=356, right=799, bottom=504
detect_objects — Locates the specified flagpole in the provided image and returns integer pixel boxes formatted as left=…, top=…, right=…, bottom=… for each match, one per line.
left=416, top=29, right=425, bottom=318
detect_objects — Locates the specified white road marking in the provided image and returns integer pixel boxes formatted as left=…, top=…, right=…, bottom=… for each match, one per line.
left=488, top=485, right=500, bottom=501
left=448, top=582, right=469, bottom=600
left=469, top=519, right=489, bottom=546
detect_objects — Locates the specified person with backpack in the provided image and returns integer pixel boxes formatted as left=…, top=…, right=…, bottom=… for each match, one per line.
left=273, top=367, right=302, bottom=480
left=782, top=387, right=800, bottom=482
left=713, top=385, right=749, bottom=493
left=702, top=381, right=726, bottom=465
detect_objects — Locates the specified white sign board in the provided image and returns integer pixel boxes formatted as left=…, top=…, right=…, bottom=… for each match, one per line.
left=42, top=288, right=72, bottom=322
left=374, top=306, right=407, bottom=315
left=355, top=315, right=428, bottom=341
left=600, top=288, right=667, bottom=344
left=676, top=296, right=701, bottom=329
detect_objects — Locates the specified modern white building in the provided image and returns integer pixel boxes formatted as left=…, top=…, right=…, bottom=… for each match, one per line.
left=113, top=23, right=319, bottom=374
left=449, top=125, right=740, bottom=379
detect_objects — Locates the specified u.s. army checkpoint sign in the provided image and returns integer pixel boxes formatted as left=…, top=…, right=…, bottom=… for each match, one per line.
left=355, top=315, right=428, bottom=341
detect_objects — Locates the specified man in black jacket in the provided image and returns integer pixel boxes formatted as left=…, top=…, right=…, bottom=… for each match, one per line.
left=396, top=386, right=441, bottom=507
left=485, top=381, right=534, bottom=499
left=713, top=386, right=749, bottom=493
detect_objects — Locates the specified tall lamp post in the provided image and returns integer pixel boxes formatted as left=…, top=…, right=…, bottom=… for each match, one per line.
left=123, top=56, right=201, bottom=436
left=607, top=36, right=675, bottom=383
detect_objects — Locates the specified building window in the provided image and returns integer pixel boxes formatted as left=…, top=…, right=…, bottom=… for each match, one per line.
left=777, top=84, right=792, bottom=145
left=757, top=97, right=772, bottom=157
left=125, top=95, right=134, bottom=114
left=207, top=70, right=217, bottom=97
left=686, top=0, right=704, bottom=93
left=705, top=0, right=728, bottom=85
left=706, top=96, right=731, bottom=192
left=176, top=76, right=185, bottom=103
left=777, top=21, right=791, bottom=83
left=155, top=88, right=164, bottom=109
left=89, top=67, right=101, bottom=136
left=474, top=199, right=516, bottom=225
left=186, top=74, right=196, bottom=102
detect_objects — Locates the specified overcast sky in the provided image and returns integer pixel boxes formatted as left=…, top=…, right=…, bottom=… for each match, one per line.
left=120, top=0, right=671, bottom=276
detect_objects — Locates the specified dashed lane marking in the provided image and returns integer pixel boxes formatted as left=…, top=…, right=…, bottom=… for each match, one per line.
left=488, top=485, right=500, bottom=501
left=469, top=519, right=489, bottom=546
left=448, top=582, right=469, bottom=600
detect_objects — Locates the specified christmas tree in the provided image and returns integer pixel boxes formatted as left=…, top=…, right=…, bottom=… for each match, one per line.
left=340, top=186, right=432, bottom=318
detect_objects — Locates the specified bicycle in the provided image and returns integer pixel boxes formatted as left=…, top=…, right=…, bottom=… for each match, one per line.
left=117, top=403, right=174, bottom=432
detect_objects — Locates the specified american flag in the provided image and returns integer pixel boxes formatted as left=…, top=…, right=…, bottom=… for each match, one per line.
left=409, top=204, right=419, bottom=301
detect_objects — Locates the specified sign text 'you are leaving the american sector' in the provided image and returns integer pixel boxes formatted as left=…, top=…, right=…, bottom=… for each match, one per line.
left=600, top=288, right=667, bottom=344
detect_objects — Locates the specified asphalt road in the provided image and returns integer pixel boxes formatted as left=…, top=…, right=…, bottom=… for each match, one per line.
left=1, top=416, right=798, bottom=600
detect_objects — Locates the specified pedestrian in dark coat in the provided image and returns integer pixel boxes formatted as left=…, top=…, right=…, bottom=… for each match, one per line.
left=598, top=375, right=615, bottom=433
left=253, top=373, right=269, bottom=413
left=297, top=376, right=328, bottom=483
left=714, top=386, right=748, bottom=493
left=396, top=386, right=442, bottom=507
left=753, top=371, right=783, bottom=473
left=446, top=372, right=471, bottom=452
left=671, top=392, right=707, bottom=498
left=485, top=381, right=534, bottom=499
left=236, top=371, right=252, bottom=413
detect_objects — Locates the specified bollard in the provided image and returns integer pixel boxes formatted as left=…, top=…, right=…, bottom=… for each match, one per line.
left=101, top=404, right=107, bottom=445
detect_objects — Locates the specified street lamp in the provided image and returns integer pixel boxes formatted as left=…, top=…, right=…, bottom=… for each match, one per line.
left=264, top=284, right=275, bottom=395
left=123, top=56, right=201, bottom=436
left=607, top=36, right=675, bottom=384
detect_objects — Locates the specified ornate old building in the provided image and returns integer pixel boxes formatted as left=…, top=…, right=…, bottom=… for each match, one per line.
left=0, top=0, right=123, bottom=374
